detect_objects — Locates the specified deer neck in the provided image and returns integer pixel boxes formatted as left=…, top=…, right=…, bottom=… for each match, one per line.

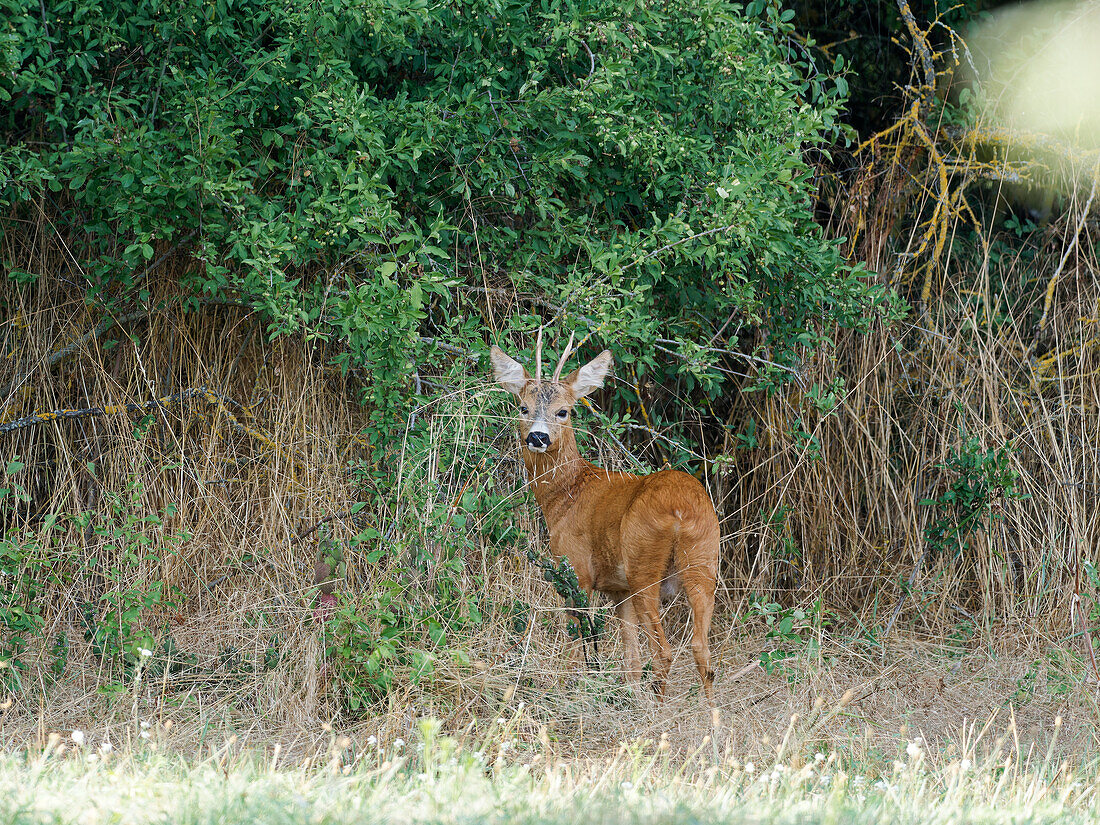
left=522, top=425, right=590, bottom=531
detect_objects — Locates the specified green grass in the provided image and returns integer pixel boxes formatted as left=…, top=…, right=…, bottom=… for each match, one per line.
left=2, top=721, right=1097, bottom=825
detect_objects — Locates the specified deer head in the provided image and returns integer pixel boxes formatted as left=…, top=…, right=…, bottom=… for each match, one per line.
left=490, top=333, right=612, bottom=454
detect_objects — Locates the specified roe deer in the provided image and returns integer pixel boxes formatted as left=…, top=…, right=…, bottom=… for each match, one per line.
left=491, top=332, right=719, bottom=704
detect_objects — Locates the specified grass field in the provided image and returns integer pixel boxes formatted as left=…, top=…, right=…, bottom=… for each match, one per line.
left=2, top=713, right=1097, bottom=825
left=2, top=625, right=1097, bottom=825
left=3, top=567, right=1097, bottom=823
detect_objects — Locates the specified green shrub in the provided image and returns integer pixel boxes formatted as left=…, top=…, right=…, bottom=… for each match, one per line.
left=921, top=433, right=1025, bottom=561
left=2, top=0, right=887, bottom=433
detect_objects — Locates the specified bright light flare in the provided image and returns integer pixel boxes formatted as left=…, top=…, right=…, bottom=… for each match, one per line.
left=967, top=1, right=1100, bottom=149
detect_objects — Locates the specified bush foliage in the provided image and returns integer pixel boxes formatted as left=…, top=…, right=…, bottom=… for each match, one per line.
left=2, top=0, right=886, bottom=429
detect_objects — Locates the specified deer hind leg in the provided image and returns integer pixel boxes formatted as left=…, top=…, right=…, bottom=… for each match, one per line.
left=683, top=575, right=716, bottom=706
left=676, top=533, right=719, bottom=706
left=632, top=584, right=672, bottom=700
left=615, top=596, right=643, bottom=691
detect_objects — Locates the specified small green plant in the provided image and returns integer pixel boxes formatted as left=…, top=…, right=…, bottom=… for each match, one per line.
left=921, top=431, right=1025, bottom=561
left=735, top=418, right=759, bottom=451
left=751, top=598, right=831, bottom=680
left=322, top=500, right=483, bottom=711
left=49, top=632, right=68, bottom=680
left=1081, top=561, right=1100, bottom=650
left=324, top=575, right=479, bottom=711
left=0, top=529, right=50, bottom=691
left=2, top=472, right=186, bottom=693
left=1044, top=650, right=1081, bottom=698
left=1010, top=659, right=1039, bottom=706
left=1004, top=213, right=1040, bottom=238
left=324, top=581, right=409, bottom=708
left=88, top=579, right=181, bottom=689
left=507, top=599, right=532, bottom=637
left=0, top=456, right=30, bottom=511
left=73, top=477, right=187, bottom=689
left=526, top=550, right=610, bottom=671
left=789, top=416, right=823, bottom=462
left=760, top=505, right=803, bottom=581
left=807, top=378, right=845, bottom=416
left=943, top=619, right=976, bottom=658
left=0, top=458, right=67, bottom=691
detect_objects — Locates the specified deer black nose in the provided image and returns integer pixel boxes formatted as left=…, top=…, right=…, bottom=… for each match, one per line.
left=525, top=431, right=550, bottom=449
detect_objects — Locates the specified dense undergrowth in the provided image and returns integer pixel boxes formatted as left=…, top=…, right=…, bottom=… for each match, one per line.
left=0, top=0, right=1099, bottom=756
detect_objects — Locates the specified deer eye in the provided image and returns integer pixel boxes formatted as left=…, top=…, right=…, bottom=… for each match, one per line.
left=519, top=405, right=529, bottom=415
left=556, top=409, right=569, bottom=419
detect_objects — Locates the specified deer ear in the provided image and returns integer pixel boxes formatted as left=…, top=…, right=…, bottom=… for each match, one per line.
left=567, top=350, right=612, bottom=399
left=490, top=346, right=529, bottom=395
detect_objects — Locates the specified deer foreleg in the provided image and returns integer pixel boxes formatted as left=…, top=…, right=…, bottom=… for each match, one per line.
left=633, top=585, right=672, bottom=700
left=615, top=597, right=642, bottom=691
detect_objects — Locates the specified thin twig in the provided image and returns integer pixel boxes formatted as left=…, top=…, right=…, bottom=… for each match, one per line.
left=622, top=422, right=707, bottom=461
left=579, top=39, right=596, bottom=87
left=419, top=336, right=479, bottom=361
left=896, top=0, right=936, bottom=121
left=653, top=341, right=803, bottom=384
left=624, top=222, right=739, bottom=270
left=1039, top=168, right=1098, bottom=330
left=486, top=87, right=532, bottom=192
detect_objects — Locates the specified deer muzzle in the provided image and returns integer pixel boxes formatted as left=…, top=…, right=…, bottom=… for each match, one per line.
left=525, top=430, right=550, bottom=452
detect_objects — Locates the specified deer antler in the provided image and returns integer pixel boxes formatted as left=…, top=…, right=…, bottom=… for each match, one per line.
left=534, top=326, right=543, bottom=382
left=552, top=330, right=576, bottom=382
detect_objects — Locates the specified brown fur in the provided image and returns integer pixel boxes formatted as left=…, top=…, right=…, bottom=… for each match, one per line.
left=491, top=343, right=719, bottom=704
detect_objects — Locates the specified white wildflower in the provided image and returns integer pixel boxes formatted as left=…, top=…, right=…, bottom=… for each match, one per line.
left=906, top=739, right=923, bottom=760
left=744, top=762, right=755, bottom=774
left=70, top=730, right=85, bottom=746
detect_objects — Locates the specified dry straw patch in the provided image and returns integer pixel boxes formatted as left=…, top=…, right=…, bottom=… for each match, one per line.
left=3, top=207, right=1100, bottom=765
left=0, top=266, right=1098, bottom=764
